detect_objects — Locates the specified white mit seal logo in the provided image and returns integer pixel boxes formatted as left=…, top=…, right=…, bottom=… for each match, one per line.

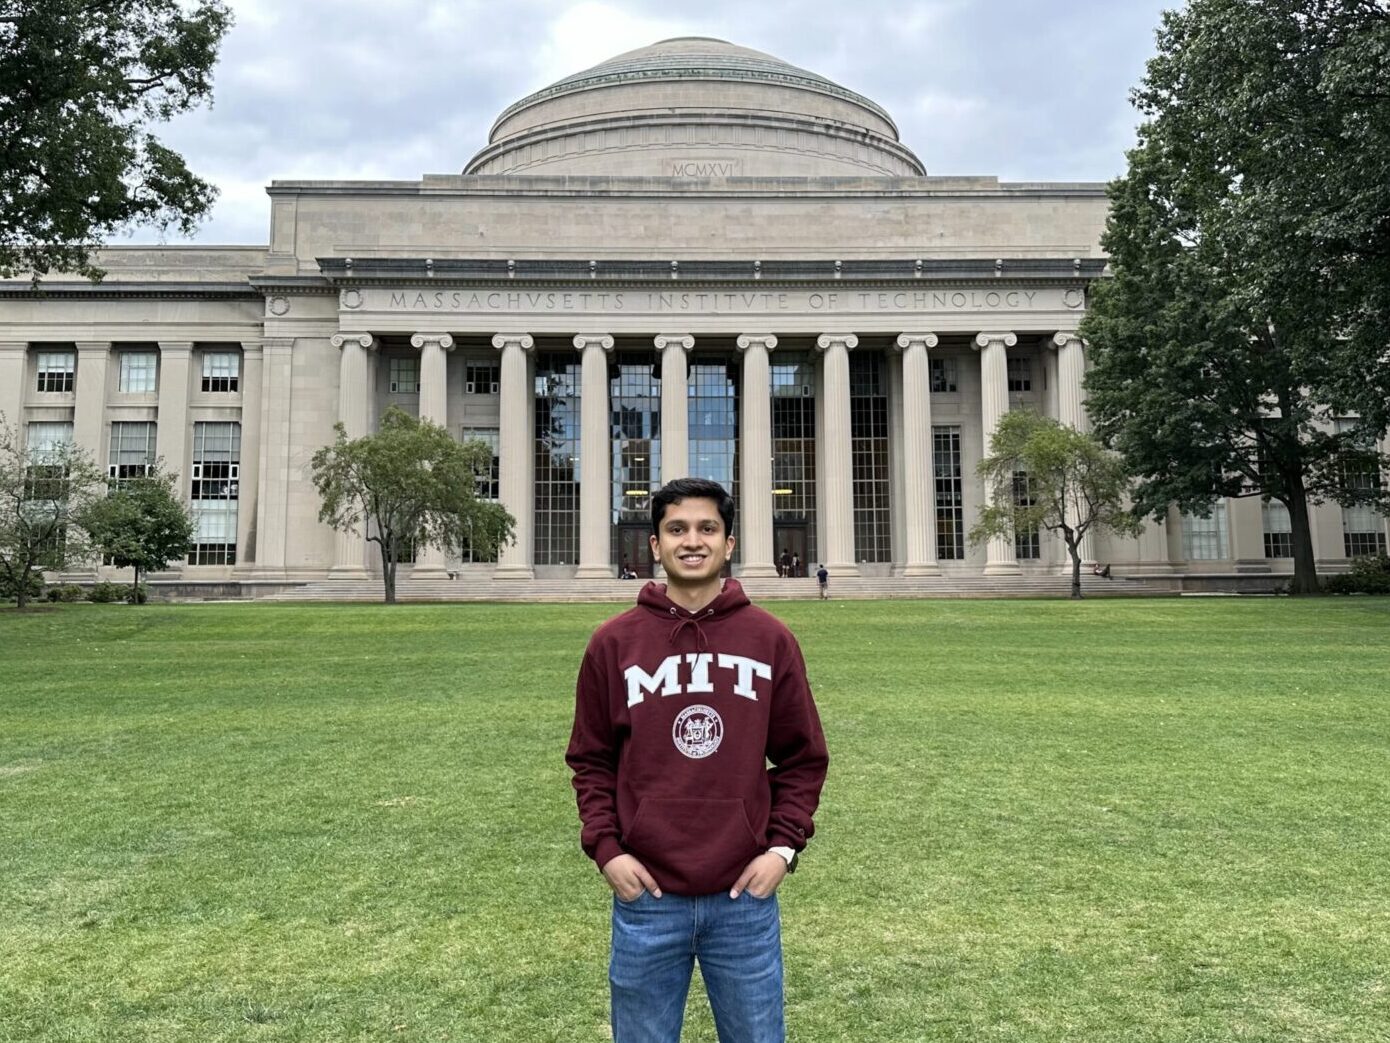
left=672, top=704, right=723, bottom=759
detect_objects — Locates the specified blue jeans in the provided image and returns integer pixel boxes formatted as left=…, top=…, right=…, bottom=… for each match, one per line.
left=610, top=889, right=784, bottom=1043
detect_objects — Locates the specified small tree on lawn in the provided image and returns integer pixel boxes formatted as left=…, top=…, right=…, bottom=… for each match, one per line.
left=0, top=417, right=104, bottom=609
left=79, top=465, right=195, bottom=603
left=310, top=407, right=515, bottom=604
left=970, top=411, right=1143, bottom=599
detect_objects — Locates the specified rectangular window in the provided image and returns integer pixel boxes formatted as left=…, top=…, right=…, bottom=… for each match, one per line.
left=189, top=421, right=239, bottom=565
left=35, top=351, right=75, bottom=393
left=687, top=355, right=741, bottom=553
left=461, top=427, right=500, bottom=501
left=118, top=352, right=158, bottom=393
left=933, top=425, right=964, bottom=560
left=534, top=354, right=581, bottom=565
left=1262, top=499, right=1293, bottom=558
left=771, top=354, right=818, bottom=567
left=1007, top=356, right=1032, bottom=392
left=850, top=353, right=891, bottom=563
left=1335, top=418, right=1386, bottom=557
left=201, top=351, right=240, bottom=393
left=1182, top=503, right=1229, bottom=560
left=466, top=362, right=500, bottom=394
left=24, top=421, right=73, bottom=503
left=1012, top=471, right=1040, bottom=559
left=108, top=421, right=157, bottom=485
left=930, top=356, right=957, bottom=393
left=388, top=356, right=419, bottom=393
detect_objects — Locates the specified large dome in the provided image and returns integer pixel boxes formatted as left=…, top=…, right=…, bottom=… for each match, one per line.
left=464, top=37, right=925, bottom=178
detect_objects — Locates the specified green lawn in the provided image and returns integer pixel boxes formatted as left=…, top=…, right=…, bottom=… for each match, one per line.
left=1, top=598, right=1388, bottom=1042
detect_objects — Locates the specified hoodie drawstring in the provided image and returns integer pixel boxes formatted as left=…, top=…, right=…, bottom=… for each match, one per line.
left=668, top=607, right=715, bottom=652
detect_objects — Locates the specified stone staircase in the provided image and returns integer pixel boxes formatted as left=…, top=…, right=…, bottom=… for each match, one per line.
left=260, top=571, right=1181, bottom=603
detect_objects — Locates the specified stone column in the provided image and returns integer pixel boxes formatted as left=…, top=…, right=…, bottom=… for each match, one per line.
left=656, top=334, right=693, bottom=484
left=329, top=332, right=375, bottom=576
left=73, top=342, right=111, bottom=466
left=235, top=341, right=264, bottom=572
left=574, top=334, right=615, bottom=578
left=895, top=334, right=941, bottom=576
left=0, top=342, right=25, bottom=426
left=974, top=332, right=1021, bottom=575
left=155, top=342, right=193, bottom=491
left=736, top=335, right=778, bottom=577
left=1051, top=331, right=1094, bottom=564
left=410, top=332, right=455, bottom=578
left=492, top=333, right=535, bottom=579
left=255, top=338, right=294, bottom=577
left=816, top=333, right=858, bottom=572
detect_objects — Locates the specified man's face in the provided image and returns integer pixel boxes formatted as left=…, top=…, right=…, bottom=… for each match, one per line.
left=649, top=497, right=734, bottom=587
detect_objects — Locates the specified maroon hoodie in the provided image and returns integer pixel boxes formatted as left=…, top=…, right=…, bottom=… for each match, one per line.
left=566, top=579, right=829, bottom=895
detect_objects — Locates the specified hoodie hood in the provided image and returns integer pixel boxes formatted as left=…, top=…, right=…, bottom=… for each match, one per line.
left=636, top=579, right=752, bottom=652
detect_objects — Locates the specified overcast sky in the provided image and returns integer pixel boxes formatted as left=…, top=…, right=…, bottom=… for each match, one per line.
left=120, top=0, right=1177, bottom=245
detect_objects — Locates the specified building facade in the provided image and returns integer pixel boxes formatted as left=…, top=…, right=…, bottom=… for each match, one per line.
left=1, top=38, right=1383, bottom=591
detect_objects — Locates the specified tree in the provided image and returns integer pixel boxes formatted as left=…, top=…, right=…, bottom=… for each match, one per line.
left=79, top=465, right=194, bottom=603
left=1080, top=0, right=1390, bottom=595
left=0, top=0, right=233, bottom=281
left=310, top=407, right=516, bottom=604
left=0, top=417, right=104, bottom=609
left=970, top=411, right=1143, bottom=599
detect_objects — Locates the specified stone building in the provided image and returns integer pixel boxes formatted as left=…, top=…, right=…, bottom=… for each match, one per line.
left=1, top=38, right=1382, bottom=594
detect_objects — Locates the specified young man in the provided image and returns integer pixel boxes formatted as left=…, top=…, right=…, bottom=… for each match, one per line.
left=566, top=477, right=829, bottom=1043
left=816, top=564, right=829, bottom=600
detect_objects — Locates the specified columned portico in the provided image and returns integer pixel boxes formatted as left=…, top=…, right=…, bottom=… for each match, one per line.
left=656, top=334, right=693, bottom=484
left=575, top=333, right=615, bottom=577
left=492, top=333, right=535, bottom=579
left=410, top=331, right=455, bottom=577
left=974, top=331, right=1021, bottom=576
left=816, top=333, right=858, bottom=572
left=329, top=332, right=375, bottom=576
left=895, top=333, right=941, bottom=576
left=736, top=335, right=778, bottom=577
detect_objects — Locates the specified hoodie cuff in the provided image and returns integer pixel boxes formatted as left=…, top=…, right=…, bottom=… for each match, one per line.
left=593, top=836, right=626, bottom=871
left=766, top=829, right=804, bottom=852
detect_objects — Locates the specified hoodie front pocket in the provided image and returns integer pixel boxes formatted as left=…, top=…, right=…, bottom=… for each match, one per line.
left=624, top=797, right=762, bottom=891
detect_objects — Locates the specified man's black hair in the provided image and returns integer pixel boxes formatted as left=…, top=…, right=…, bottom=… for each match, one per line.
left=651, top=478, right=735, bottom=536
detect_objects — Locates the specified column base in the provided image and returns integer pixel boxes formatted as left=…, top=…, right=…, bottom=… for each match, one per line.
left=493, top=564, right=535, bottom=580
left=410, top=564, right=450, bottom=580
left=328, top=565, right=370, bottom=579
left=983, top=560, right=1022, bottom=577
left=575, top=564, right=614, bottom=579
left=825, top=561, right=858, bottom=576
left=902, top=562, right=942, bottom=577
left=738, top=563, right=779, bottom=578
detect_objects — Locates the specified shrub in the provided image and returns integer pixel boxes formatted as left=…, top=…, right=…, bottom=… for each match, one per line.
left=45, top=583, right=87, bottom=603
left=0, top=567, right=43, bottom=605
left=87, top=581, right=127, bottom=603
left=1324, top=554, right=1390, bottom=595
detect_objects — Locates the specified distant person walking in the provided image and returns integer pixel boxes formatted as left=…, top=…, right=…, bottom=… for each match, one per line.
left=816, top=564, right=828, bottom=600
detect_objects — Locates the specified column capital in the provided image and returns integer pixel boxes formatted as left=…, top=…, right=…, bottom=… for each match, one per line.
left=330, top=332, right=376, bottom=352
left=654, top=334, right=694, bottom=352
left=158, top=340, right=194, bottom=354
left=491, top=333, right=535, bottom=352
left=895, top=333, right=938, bottom=352
left=736, top=334, right=778, bottom=352
left=409, top=332, right=455, bottom=351
left=816, top=333, right=859, bottom=352
left=973, top=332, right=1017, bottom=351
left=573, top=334, right=614, bottom=352
left=74, top=341, right=112, bottom=353
left=240, top=340, right=265, bottom=359
left=1049, top=331, right=1086, bottom=350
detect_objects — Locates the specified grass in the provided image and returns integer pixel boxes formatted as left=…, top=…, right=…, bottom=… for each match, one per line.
left=1, top=597, right=1388, bottom=1042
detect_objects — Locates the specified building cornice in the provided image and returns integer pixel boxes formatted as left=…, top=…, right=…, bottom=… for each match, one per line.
left=315, top=257, right=1109, bottom=285
left=0, top=281, right=261, bottom=300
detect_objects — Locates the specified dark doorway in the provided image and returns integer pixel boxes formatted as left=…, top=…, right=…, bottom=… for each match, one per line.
left=617, top=524, right=654, bottom=579
left=774, top=524, right=810, bottom=578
